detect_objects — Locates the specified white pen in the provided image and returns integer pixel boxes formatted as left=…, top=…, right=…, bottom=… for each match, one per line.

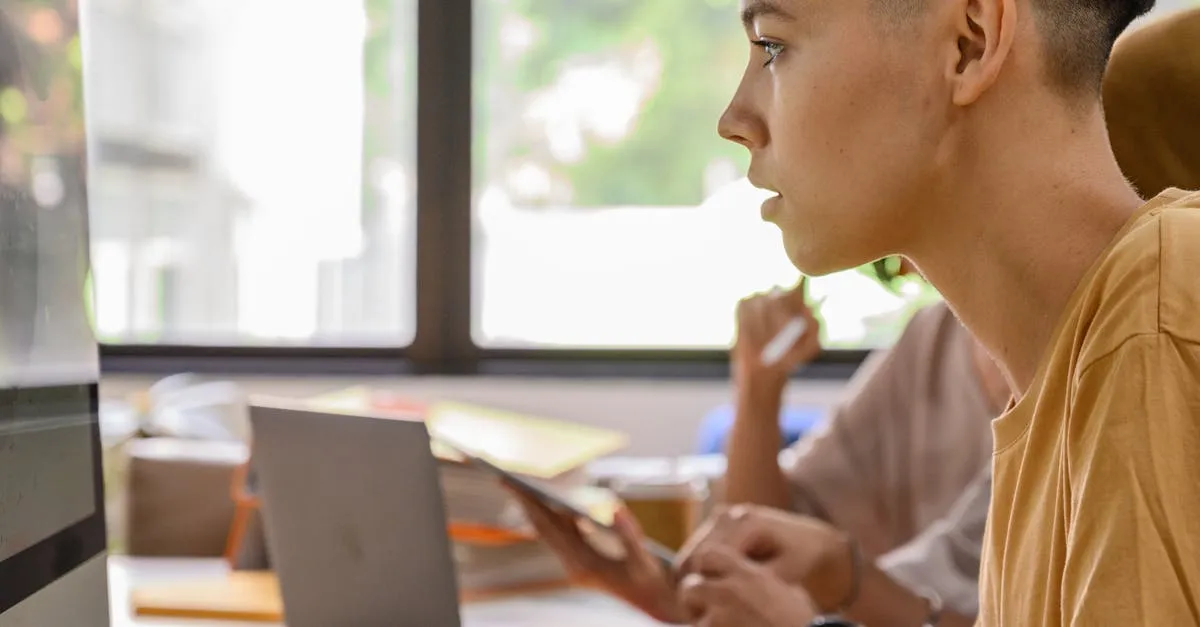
left=759, top=294, right=826, bottom=366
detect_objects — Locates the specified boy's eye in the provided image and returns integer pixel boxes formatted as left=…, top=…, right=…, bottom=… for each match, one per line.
left=752, top=40, right=785, bottom=67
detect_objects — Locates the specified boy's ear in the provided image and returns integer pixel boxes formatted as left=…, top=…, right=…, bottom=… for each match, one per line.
left=948, top=0, right=1017, bottom=105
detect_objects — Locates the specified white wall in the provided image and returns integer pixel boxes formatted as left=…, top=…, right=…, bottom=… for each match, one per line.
left=100, top=375, right=849, bottom=456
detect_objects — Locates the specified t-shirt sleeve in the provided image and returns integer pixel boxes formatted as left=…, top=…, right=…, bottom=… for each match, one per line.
left=878, top=466, right=990, bottom=617
left=1063, top=332, right=1200, bottom=625
left=782, top=348, right=893, bottom=534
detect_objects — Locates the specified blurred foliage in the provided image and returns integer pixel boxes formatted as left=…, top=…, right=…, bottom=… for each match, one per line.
left=1, top=1, right=85, bottom=168
left=475, top=0, right=749, bottom=207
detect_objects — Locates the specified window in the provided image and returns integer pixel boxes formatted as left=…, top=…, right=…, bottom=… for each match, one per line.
left=88, top=0, right=1192, bottom=374
left=470, top=0, right=938, bottom=351
left=85, top=0, right=417, bottom=346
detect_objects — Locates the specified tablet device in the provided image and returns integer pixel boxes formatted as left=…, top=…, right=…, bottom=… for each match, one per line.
left=434, top=436, right=677, bottom=569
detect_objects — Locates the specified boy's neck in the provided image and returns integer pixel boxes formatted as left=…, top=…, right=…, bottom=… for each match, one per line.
left=908, top=109, right=1144, bottom=396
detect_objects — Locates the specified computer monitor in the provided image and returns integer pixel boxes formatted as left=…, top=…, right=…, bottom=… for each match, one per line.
left=0, top=0, right=108, bottom=624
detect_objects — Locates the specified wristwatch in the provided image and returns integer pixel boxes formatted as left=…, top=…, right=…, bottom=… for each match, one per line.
left=807, top=616, right=860, bottom=627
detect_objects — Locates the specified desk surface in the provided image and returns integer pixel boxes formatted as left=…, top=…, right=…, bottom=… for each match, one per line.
left=108, top=556, right=666, bottom=627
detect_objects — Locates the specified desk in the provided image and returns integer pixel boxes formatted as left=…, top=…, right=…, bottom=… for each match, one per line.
left=108, top=557, right=666, bottom=626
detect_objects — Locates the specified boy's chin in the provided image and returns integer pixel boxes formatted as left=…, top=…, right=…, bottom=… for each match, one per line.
left=782, top=239, right=855, bottom=278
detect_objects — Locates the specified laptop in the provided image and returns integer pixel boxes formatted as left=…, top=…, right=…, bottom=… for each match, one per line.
left=248, top=400, right=462, bottom=627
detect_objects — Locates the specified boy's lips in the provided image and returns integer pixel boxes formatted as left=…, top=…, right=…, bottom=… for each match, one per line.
left=760, top=193, right=783, bottom=222
left=745, top=175, right=782, bottom=221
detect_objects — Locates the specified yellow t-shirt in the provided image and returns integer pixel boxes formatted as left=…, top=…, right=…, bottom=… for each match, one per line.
left=978, top=189, right=1200, bottom=625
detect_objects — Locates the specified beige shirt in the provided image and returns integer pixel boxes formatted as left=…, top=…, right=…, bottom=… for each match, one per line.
left=878, top=468, right=991, bottom=616
left=782, top=301, right=999, bottom=613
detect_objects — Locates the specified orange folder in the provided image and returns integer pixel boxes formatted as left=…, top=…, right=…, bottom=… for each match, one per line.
left=447, top=522, right=535, bottom=546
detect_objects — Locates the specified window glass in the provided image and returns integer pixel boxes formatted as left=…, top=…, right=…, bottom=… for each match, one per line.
left=86, top=0, right=416, bottom=345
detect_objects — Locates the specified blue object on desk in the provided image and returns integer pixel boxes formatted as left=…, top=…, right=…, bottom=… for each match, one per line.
left=696, top=402, right=826, bottom=454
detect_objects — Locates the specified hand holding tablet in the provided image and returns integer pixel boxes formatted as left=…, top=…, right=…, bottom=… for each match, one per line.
left=434, top=434, right=677, bottom=567
left=435, top=435, right=687, bottom=623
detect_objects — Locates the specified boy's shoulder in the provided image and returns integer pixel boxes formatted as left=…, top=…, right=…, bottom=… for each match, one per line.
left=1076, top=189, right=1200, bottom=370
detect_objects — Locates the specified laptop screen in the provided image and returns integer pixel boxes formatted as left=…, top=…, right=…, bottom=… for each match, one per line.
left=0, top=0, right=106, bottom=619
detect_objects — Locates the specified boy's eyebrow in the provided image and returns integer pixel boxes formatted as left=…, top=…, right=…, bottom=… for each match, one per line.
left=741, top=0, right=798, bottom=30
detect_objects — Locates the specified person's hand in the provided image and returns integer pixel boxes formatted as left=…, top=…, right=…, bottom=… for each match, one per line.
left=677, top=504, right=854, bottom=613
left=507, top=487, right=686, bottom=623
left=678, top=544, right=818, bottom=627
left=732, top=279, right=821, bottom=391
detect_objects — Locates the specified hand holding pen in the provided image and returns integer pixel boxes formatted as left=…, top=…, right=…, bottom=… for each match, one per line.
left=732, top=277, right=823, bottom=389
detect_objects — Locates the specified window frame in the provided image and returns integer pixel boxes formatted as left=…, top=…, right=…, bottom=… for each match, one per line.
left=98, top=0, right=870, bottom=380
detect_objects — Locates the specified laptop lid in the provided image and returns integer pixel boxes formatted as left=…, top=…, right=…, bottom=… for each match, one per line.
left=248, top=400, right=462, bottom=627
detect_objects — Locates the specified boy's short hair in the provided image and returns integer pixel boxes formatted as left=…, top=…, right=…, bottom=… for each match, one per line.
left=880, top=0, right=1155, bottom=95
left=1035, top=0, right=1156, bottom=94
